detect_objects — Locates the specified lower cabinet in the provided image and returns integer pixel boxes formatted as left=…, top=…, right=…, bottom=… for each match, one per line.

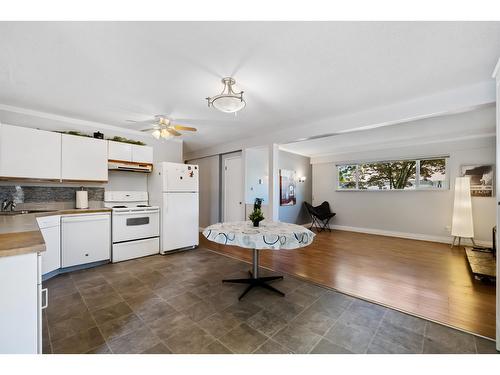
left=37, top=215, right=61, bottom=275
left=61, top=213, right=111, bottom=268
left=0, top=253, right=44, bottom=354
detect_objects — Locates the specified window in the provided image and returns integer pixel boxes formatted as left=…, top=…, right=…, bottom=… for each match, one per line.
left=337, top=157, right=448, bottom=191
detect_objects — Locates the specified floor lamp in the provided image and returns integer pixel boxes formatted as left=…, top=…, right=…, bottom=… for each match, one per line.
left=451, top=176, right=476, bottom=248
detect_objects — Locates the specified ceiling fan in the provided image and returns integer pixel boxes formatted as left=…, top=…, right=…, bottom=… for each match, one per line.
left=128, top=115, right=197, bottom=139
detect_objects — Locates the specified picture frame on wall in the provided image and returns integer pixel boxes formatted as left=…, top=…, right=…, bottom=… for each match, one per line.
left=280, top=169, right=297, bottom=206
left=460, top=164, right=494, bottom=197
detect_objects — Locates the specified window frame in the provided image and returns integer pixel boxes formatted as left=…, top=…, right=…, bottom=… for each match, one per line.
left=336, top=156, right=449, bottom=191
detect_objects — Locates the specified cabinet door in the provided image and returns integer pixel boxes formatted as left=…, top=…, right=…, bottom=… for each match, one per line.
left=132, top=145, right=153, bottom=163
left=61, top=214, right=110, bottom=268
left=0, top=124, right=61, bottom=180
left=61, top=134, right=108, bottom=181
left=108, top=141, right=132, bottom=162
left=0, top=253, right=39, bottom=353
left=37, top=217, right=61, bottom=275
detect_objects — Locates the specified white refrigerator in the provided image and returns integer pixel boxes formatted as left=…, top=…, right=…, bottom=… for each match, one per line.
left=149, top=162, right=199, bottom=254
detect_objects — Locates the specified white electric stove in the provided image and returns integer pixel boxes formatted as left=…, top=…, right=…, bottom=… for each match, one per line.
left=104, top=191, right=160, bottom=262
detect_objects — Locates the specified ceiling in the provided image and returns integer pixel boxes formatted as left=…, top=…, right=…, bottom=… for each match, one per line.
left=280, top=104, right=496, bottom=158
left=0, top=22, right=499, bottom=154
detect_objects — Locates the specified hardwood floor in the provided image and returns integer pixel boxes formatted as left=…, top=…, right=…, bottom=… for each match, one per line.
left=199, top=229, right=496, bottom=339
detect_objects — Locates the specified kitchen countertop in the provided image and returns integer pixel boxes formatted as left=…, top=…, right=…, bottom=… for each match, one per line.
left=0, top=208, right=112, bottom=258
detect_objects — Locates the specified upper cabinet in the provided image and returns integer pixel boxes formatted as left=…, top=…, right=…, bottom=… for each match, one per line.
left=108, top=140, right=153, bottom=164
left=132, top=144, right=153, bottom=164
left=61, top=134, right=108, bottom=182
left=0, top=124, right=152, bottom=182
left=108, top=140, right=132, bottom=161
left=0, top=124, right=61, bottom=180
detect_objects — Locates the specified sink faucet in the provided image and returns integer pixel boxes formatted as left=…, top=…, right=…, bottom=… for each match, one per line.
left=1, top=199, right=16, bottom=211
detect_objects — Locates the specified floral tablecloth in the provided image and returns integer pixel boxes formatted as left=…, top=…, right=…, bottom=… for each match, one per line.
left=202, top=220, right=315, bottom=250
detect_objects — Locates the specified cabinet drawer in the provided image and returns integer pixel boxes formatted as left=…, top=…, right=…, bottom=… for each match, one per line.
left=61, top=214, right=111, bottom=268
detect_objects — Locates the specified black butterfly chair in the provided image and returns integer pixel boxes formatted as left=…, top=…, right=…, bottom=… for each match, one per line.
left=304, top=201, right=336, bottom=232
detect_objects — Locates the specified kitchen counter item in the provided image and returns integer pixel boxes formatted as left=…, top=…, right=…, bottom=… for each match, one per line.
left=76, top=189, right=88, bottom=209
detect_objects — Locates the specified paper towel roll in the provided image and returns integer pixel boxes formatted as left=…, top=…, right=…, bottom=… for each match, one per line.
left=76, top=190, right=88, bottom=209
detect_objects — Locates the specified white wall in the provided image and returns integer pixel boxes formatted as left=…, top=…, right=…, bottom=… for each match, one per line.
left=245, top=147, right=269, bottom=205
left=312, top=137, right=496, bottom=244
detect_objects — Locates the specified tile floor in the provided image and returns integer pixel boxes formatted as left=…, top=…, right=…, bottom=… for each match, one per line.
left=42, top=248, right=498, bottom=354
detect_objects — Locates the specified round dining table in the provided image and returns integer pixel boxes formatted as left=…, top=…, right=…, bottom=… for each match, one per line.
left=202, top=220, right=315, bottom=300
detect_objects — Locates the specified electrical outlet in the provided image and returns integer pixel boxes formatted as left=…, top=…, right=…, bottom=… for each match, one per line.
left=445, top=225, right=451, bottom=233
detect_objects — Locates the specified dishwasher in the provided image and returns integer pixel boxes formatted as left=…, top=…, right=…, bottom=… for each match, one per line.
left=61, top=213, right=111, bottom=268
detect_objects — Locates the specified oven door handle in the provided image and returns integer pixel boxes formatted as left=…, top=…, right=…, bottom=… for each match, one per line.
left=113, top=210, right=159, bottom=216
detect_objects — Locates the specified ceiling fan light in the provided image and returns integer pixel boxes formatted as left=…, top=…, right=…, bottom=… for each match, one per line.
left=151, top=129, right=161, bottom=139
left=160, top=128, right=170, bottom=138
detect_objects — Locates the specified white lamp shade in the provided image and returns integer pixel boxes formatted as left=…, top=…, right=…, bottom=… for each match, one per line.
left=451, top=176, right=474, bottom=238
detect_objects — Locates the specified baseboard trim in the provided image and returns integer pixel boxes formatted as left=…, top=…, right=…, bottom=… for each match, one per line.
left=305, top=223, right=492, bottom=247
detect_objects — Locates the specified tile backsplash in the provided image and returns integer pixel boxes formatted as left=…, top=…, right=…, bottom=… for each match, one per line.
left=0, top=186, right=104, bottom=204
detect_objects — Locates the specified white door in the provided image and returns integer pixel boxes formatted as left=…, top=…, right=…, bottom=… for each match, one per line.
left=37, top=215, right=61, bottom=275
left=162, top=162, right=199, bottom=192
left=0, top=124, right=61, bottom=180
left=40, top=225, right=61, bottom=275
left=224, top=156, right=244, bottom=222
left=0, top=253, right=39, bottom=353
left=61, top=134, right=108, bottom=182
left=108, top=140, right=132, bottom=162
left=132, top=145, right=153, bottom=163
left=161, top=192, right=199, bottom=252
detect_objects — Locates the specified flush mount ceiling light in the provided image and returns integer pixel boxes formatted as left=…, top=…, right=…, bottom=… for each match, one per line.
left=206, top=77, right=246, bottom=113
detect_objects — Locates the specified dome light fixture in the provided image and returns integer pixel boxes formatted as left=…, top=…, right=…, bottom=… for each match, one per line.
left=206, top=77, right=245, bottom=113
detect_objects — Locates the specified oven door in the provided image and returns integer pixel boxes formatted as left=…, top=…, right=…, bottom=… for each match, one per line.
left=112, top=210, right=159, bottom=243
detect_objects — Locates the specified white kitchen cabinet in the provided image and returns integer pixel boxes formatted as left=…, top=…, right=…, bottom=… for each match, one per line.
left=61, top=213, right=111, bottom=268
left=36, top=215, right=61, bottom=275
left=108, top=140, right=132, bottom=161
left=61, top=134, right=108, bottom=181
left=0, top=124, right=61, bottom=180
left=0, top=253, right=43, bottom=353
left=107, top=140, right=153, bottom=164
left=132, top=144, right=153, bottom=163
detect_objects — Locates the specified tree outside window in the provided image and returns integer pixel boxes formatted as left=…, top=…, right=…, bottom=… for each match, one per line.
left=337, top=158, right=447, bottom=190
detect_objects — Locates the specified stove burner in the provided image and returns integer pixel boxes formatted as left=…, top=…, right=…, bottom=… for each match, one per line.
left=112, top=205, right=127, bottom=208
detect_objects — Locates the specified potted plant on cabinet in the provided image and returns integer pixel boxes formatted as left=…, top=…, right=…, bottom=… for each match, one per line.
left=249, top=208, right=265, bottom=227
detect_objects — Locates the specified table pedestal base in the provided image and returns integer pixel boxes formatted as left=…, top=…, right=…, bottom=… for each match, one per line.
left=222, top=249, right=285, bottom=300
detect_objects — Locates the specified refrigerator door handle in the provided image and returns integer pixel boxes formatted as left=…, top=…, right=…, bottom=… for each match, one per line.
left=41, top=288, right=48, bottom=309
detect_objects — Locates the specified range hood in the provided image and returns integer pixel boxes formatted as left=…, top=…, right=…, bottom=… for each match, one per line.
left=108, top=160, right=153, bottom=173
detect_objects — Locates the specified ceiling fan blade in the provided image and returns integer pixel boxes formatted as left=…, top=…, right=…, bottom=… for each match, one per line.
left=127, top=119, right=158, bottom=125
left=140, top=125, right=161, bottom=132
left=167, top=128, right=182, bottom=136
left=173, top=125, right=197, bottom=132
